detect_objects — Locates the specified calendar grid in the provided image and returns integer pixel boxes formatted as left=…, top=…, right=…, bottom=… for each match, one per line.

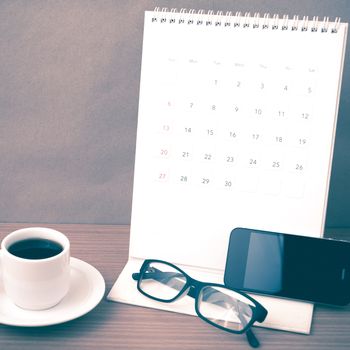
left=146, top=57, right=319, bottom=198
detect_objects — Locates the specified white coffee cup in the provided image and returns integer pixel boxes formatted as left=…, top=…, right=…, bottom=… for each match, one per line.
left=1, top=227, right=70, bottom=310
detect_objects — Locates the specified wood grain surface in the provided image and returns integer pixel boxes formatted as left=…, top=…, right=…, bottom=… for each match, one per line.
left=1, top=224, right=350, bottom=350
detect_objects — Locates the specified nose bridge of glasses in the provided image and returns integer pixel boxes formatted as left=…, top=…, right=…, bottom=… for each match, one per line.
left=185, top=278, right=203, bottom=299
left=174, top=278, right=202, bottom=301
left=187, top=284, right=198, bottom=299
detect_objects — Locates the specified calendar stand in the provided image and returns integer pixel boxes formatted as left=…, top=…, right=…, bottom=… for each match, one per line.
left=108, top=10, right=348, bottom=333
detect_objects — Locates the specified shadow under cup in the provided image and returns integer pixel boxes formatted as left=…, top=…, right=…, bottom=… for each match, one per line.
left=1, top=227, right=70, bottom=310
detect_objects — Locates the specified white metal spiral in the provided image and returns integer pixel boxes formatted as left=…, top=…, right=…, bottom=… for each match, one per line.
left=152, top=8, right=342, bottom=33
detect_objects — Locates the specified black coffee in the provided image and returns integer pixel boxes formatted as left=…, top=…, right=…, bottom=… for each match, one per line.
left=8, top=238, right=63, bottom=260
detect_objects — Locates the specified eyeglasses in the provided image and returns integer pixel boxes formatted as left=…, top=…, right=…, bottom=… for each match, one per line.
left=132, top=259, right=268, bottom=348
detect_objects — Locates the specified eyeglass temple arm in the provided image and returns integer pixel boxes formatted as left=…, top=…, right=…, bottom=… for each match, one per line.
left=132, top=271, right=183, bottom=282
left=132, top=272, right=141, bottom=280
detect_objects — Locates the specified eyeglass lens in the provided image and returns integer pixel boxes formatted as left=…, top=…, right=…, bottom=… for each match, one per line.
left=139, top=261, right=187, bottom=300
left=198, top=285, right=254, bottom=331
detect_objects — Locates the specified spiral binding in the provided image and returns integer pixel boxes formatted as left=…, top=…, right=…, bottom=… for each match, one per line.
left=152, top=7, right=342, bottom=33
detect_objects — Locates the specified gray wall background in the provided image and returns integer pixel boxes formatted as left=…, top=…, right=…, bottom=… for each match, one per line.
left=0, top=0, right=349, bottom=227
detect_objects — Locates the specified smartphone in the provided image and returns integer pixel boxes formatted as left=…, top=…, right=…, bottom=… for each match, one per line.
left=224, top=227, right=350, bottom=306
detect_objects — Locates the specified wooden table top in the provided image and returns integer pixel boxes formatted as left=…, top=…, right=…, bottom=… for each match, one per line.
left=1, top=223, right=350, bottom=350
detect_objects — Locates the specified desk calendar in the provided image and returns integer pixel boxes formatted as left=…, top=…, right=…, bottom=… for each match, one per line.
left=109, top=9, right=348, bottom=333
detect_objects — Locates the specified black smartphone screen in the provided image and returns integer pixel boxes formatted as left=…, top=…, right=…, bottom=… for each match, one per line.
left=224, top=228, right=350, bottom=306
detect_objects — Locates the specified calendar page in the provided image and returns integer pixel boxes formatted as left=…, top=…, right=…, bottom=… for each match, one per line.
left=109, top=11, right=348, bottom=333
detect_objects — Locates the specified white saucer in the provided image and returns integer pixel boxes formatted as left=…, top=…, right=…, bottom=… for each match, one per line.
left=0, top=257, right=105, bottom=327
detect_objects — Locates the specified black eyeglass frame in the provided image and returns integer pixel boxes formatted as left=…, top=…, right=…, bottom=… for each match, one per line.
left=132, top=259, right=267, bottom=335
